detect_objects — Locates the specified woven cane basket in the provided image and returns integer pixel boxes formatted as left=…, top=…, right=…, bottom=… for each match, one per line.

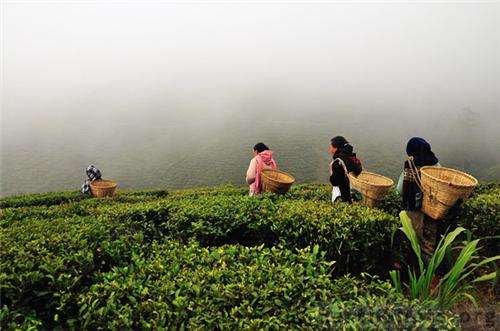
left=90, top=179, right=118, bottom=197
left=261, top=169, right=295, bottom=194
left=348, top=171, right=394, bottom=207
left=420, top=166, right=478, bottom=220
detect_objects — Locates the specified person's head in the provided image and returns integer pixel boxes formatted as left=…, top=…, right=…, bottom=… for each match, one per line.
left=405, top=137, right=438, bottom=166
left=329, top=136, right=348, bottom=155
left=406, top=137, right=431, bottom=157
left=253, top=142, right=269, bottom=156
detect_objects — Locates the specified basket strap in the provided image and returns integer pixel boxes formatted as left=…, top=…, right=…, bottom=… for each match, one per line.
left=407, top=157, right=426, bottom=193
left=334, top=158, right=349, bottom=178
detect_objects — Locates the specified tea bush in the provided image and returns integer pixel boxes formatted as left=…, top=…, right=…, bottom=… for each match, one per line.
left=0, top=191, right=169, bottom=227
left=316, top=294, right=458, bottom=330
left=167, top=185, right=247, bottom=200
left=0, top=191, right=89, bottom=209
left=0, top=215, right=149, bottom=329
left=469, top=181, right=499, bottom=197
left=0, top=305, right=43, bottom=331
left=0, top=189, right=168, bottom=209
left=78, top=242, right=334, bottom=330
left=3, top=183, right=495, bottom=329
left=284, top=184, right=332, bottom=202
left=265, top=200, right=398, bottom=275
left=158, top=194, right=278, bottom=247
left=377, top=188, right=402, bottom=217
left=77, top=242, right=458, bottom=330
left=7, top=191, right=396, bottom=275
left=1, top=204, right=92, bottom=226
left=93, top=194, right=399, bottom=274
left=458, top=187, right=500, bottom=255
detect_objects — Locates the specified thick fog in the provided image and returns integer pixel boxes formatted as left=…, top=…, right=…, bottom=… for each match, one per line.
left=1, top=1, right=499, bottom=196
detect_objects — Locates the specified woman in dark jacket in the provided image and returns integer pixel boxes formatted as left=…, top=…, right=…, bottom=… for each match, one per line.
left=396, top=137, right=440, bottom=258
left=397, top=137, right=440, bottom=210
left=329, top=136, right=362, bottom=203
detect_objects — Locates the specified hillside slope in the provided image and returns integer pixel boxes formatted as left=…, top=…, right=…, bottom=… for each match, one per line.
left=1, top=183, right=498, bottom=330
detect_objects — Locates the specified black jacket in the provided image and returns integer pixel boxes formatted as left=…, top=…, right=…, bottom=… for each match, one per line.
left=329, top=145, right=362, bottom=203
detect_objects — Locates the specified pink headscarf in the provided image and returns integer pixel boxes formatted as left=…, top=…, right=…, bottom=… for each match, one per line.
left=254, top=150, right=277, bottom=194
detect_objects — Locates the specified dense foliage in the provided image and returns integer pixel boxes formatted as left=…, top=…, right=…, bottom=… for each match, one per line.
left=2, top=183, right=496, bottom=329
left=77, top=242, right=459, bottom=330
left=1, top=188, right=398, bottom=275
left=458, top=185, right=500, bottom=255
left=0, top=191, right=89, bottom=209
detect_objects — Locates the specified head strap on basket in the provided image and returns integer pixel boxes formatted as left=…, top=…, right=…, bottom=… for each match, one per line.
left=335, top=158, right=349, bottom=178
left=407, top=156, right=433, bottom=199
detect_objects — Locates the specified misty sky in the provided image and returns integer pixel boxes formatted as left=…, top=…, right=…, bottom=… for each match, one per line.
left=3, top=1, right=499, bottom=125
left=1, top=1, right=499, bottom=195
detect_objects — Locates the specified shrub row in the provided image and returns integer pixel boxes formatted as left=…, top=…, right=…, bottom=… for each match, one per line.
left=2, top=239, right=458, bottom=330
left=267, top=200, right=397, bottom=275
left=76, top=242, right=458, bottom=330
left=0, top=191, right=169, bottom=227
left=3, top=183, right=496, bottom=272
left=0, top=184, right=473, bottom=329
left=0, top=215, right=149, bottom=329
left=283, top=184, right=332, bottom=202
left=458, top=187, right=500, bottom=255
left=166, top=185, right=248, bottom=199
left=0, top=189, right=168, bottom=210
left=317, top=294, right=458, bottom=330
left=0, top=192, right=401, bottom=328
left=2, top=189, right=399, bottom=275
left=92, top=194, right=399, bottom=275
left=0, top=191, right=89, bottom=209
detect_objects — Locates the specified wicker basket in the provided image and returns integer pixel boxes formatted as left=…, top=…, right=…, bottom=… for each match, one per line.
left=420, top=166, right=478, bottom=220
left=261, top=169, right=295, bottom=194
left=90, top=179, right=118, bottom=197
left=348, top=171, right=394, bottom=207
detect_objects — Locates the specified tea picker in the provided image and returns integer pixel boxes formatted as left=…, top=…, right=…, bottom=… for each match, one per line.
left=81, top=165, right=117, bottom=197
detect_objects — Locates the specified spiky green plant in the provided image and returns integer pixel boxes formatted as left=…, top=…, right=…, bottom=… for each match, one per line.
left=390, top=211, right=499, bottom=308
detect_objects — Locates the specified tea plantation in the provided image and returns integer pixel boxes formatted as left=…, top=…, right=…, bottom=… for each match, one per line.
left=1, top=183, right=498, bottom=330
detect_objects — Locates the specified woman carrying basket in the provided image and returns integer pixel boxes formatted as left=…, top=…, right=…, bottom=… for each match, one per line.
left=329, top=136, right=362, bottom=203
left=396, top=137, right=440, bottom=257
left=246, top=142, right=277, bottom=196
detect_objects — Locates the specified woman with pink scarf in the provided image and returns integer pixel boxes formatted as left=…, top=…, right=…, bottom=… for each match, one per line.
left=245, top=142, right=277, bottom=196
